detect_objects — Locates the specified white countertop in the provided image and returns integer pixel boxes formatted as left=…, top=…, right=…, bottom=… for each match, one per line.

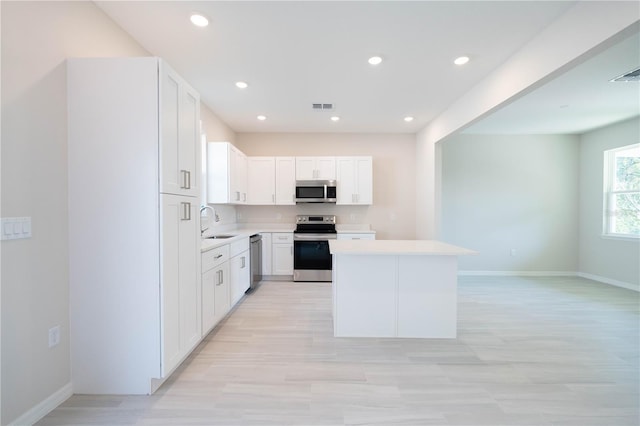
left=201, top=223, right=375, bottom=252
left=329, top=239, right=477, bottom=256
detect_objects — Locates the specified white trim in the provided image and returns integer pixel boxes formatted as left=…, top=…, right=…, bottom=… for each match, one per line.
left=458, top=271, right=576, bottom=277
left=577, top=272, right=639, bottom=292
left=458, top=270, right=639, bottom=292
left=8, top=382, right=73, bottom=426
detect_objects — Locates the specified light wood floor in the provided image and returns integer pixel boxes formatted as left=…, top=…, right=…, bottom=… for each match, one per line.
left=38, top=276, right=639, bottom=425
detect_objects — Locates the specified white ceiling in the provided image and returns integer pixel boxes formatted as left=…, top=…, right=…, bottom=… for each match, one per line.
left=96, top=1, right=639, bottom=135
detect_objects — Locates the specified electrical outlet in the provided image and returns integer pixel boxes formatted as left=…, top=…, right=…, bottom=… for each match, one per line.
left=510, top=248, right=517, bottom=257
left=48, top=325, right=61, bottom=348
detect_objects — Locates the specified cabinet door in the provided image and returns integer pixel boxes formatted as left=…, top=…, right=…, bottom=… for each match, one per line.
left=336, top=158, right=357, bottom=204
left=230, top=250, right=250, bottom=306
left=179, top=199, right=201, bottom=353
left=161, top=195, right=200, bottom=375
left=261, top=233, right=272, bottom=275
left=213, top=262, right=231, bottom=325
left=248, top=157, right=276, bottom=204
left=161, top=195, right=181, bottom=375
left=316, top=157, right=336, bottom=180
left=179, top=83, right=200, bottom=198
left=230, top=146, right=248, bottom=204
left=336, top=157, right=372, bottom=205
left=201, top=268, right=216, bottom=335
left=354, top=157, right=373, bottom=205
left=160, top=61, right=200, bottom=197
left=275, top=157, right=296, bottom=205
left=295, top=157, right=316, bottom=180
left=272, top=244, right=293, bottom=275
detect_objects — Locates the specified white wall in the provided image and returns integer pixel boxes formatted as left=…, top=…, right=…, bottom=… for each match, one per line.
left=416, top=3, right=639, bottom=237
left=234, top=133, right=416, bottom=239
left=1, top=2, right=150, bottom=424
left=441, top=134, right=580, bottom=273
left=0, top=2, right=237, bottom=424
left=579, top=118, right=640, bottom=289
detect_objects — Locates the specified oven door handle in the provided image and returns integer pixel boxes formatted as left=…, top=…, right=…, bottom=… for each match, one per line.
left=293, top=233, right=337, bottom=240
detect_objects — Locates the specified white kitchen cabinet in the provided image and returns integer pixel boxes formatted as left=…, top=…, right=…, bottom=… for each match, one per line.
left=229, top=238, right=251, bottom=306
left=230, top=250, right=250, bottom=305
left=247, top=156, right=296, bottom=205
left=295, top=157, right=336, bottom=180
left=68, top=57, right=201, bottom=394
left=261, top=233, right=273, bottom=275
left=275, top=157, right=296, bottom=204
left=272, top=232, right=294, bottom=275
left=161, top=195, right=201, bottom=374
left=247, top=157, right=275, bottom=204
left=159, top=63, right=200, bottom=198
left=201, top=245, right=229, bottom=335
left=207, top=142, right=248, bottom=204
left=336, top=157, right=373, bottom=205
left=337, top=233, right=376, bottom=240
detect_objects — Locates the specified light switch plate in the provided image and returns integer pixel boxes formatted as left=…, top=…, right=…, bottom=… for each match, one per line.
left=1, top=217, right=32, bottom=240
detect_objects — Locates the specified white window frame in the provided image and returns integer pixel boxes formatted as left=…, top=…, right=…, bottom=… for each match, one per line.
left=603, top=143, right=640, bottom=239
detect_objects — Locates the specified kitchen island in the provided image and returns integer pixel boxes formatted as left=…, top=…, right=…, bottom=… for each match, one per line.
left=329, top=240, right=476, bottom=338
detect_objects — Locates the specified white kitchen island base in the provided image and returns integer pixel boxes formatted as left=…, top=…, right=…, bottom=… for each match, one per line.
left=330, top=240, right=476, bottom=339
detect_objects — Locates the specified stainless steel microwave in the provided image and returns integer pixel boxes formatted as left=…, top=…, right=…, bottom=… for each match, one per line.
left=295, top=180, right=337, bottom=203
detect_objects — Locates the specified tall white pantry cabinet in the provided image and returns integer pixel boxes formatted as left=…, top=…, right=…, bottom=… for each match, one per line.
left=67, top=57, right=202, bottom=394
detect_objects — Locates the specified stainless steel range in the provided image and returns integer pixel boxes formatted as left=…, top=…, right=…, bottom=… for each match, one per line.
left=293, top=215, right=336, bottom=282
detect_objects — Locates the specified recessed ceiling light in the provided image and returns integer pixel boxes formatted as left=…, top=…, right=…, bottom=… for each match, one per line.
left=190, top=14, right=209, bottom=27
left=257, top=115, right=267, bottom=121
left=404, top=116, right=414, bottom=122
left=368, top=56, right=383, bottom=66
left=330, top=116, right=340, bottom=122
left=454, top=56, right=470, bottom=66
left=235, top=81, right=248, bottom=89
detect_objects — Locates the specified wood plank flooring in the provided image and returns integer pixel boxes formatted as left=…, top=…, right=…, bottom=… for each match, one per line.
left=37, top=276, right=639, bottom=425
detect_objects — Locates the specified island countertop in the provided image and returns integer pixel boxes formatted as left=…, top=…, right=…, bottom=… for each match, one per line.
left=329, top=239, right=477, bottom=256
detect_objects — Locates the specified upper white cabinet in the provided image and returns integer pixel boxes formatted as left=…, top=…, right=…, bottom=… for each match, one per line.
left=207, top=142, right=247, bottom=204
left=336, top=157, right=373, bottom=205
left=159, top=63, right=200, bottom=197
left=247, top=157, right=275, bottom=204
left=275, top=157, right=296, bottom=204
left=247, top=156, right=296, bottom=205
left=67, top=57, right=201, bottom=394
left=295, top=157, right=336, bottom=180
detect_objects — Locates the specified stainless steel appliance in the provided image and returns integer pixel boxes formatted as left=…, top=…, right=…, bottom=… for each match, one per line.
left=249, top=234, right=262, bottom=291
left=295, top=180, right=337, bottom=203
left=293, top=215, right=336, bottom=282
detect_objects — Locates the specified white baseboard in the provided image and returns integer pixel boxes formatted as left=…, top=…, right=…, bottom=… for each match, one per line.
left=458, top=270, right=639, bottom=292
left=458, top=270, right=576, bottom=277
left=8, top=382, right=73, bottom=426
left=577, top=272, right=639, bottom=292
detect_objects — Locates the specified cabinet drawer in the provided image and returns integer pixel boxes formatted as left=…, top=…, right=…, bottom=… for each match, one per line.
left=272, top=232, right=293, bottom=243
left=202, top=245, right=229, bottom=272
left=229, top=237, right=250, bottom=258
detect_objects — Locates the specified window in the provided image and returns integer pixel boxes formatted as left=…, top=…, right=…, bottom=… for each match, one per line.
left=603, top=143, right=640, bottom=237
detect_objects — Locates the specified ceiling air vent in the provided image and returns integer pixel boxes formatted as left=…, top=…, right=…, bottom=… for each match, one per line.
left=312, top=103, right=334, bottom=110
left=610, top=67, right=640, bottom=82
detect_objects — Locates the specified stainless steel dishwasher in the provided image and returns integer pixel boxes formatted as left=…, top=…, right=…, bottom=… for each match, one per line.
left=249, top=234, right=262, bottom=292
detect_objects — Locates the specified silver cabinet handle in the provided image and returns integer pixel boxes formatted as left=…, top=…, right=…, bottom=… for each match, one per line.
left=243, top=193, right=247, bottom=202
left=241, top=256, right=246, bottom=268
left=215, top=254, right=223, bottom=259
left=216, top=269, right=223, bottom=286
left=235, top=191, right=240, bottom=201
left=180, top=170, right=190, bottom=189
left=181, top=202, right=191, bottom=220
left=272, top=194, right=275, bottom=203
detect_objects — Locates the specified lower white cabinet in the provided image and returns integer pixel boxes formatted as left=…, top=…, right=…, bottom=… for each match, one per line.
left=230, top=238, right=251, bottom=305
left=261, top=233, right=273, bottom=275
left=201, top=245, right=230, bottom=335
left=272, top=232, right=293, bottom=275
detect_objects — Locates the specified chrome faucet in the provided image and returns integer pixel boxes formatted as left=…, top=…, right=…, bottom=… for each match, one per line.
left=200, top=205, right=220, bottom=236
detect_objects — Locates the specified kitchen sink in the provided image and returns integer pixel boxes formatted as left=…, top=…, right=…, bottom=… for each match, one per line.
left=204, top=234, right=236, bottom=239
